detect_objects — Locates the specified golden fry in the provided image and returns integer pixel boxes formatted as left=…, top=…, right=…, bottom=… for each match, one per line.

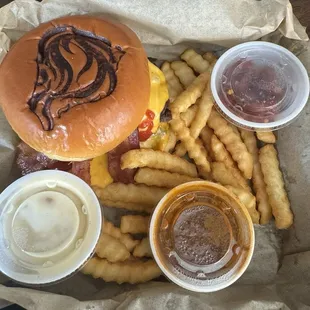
left=259, top=145, right=293, bottom=229
left=133, top=237, right=153, bottom=258
left=161, top=61, right=184, bottom=101
left=96, top=233, right=130, bottom=262
left=98, top=198, right=153, bottom=214
left=175, top=99, right=201, bottom=157
left=135, top=167, right=201, bottom=188
left=200, top=126, right=215, bottom=159
left=97, top=183, right=168, bottom=207
left=211, top=134, right=234, bottom=168
left=163, top=130, right=177, bottom=153
left=174, top=136, right=206, bottom=158
left=240, top=130, right=272, bottom=224
left=202, top=52, right=217, bottom=63
left=102, top=221, right=139, bottom=252
left=256, top=131, right=276, bottom=144
left=203, top=52, right=217, bottom=72
left=180, top=104, right=198, bottom=127
left=197, top=165, right=212, bottom=180
left=171, top=60, right=196, bottom=88
left=121, top=149, right=198, bottom=177
left=197, top=137, right=211, bottom=161
left=174, top=142, right=187, bottom=157
left=176, top=84, right=213, bottom=156
left=82, top=257, right=161, bottom=284
left=225, top=186, right=260, bottom=224
left=210, top=134, right=249, bottom=190
left=208, top=109, right=253, bottom=179
left=209, top=61, right=217, bottom=72
left=211, top=162, right=250, bottom=191
left=181, top=49, right=210, bottom=73
left=169, top=71, right=210, bottom=115
left=190, top=84, right=213, bottom=138
left=120, top=215, right=150, bottom=234
left=170, top=118, right=211, bottom=174
left=231, top=124, right=241, bottom=138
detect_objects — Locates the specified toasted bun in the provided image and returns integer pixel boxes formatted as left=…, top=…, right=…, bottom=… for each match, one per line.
left=0, top=16, right=150, bottom=160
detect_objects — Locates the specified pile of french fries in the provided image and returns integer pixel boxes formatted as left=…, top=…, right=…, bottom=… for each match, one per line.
left=83, top=49, right=294, bottom=284
left=82, top=218, right=160, bottom=284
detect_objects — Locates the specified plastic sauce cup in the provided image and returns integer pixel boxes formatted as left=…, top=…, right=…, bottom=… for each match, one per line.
left=0, top=170, right=102, bottom=285
left=150, top=181, right=254, bottom=292
left=211, top=42, right=310, bottom=131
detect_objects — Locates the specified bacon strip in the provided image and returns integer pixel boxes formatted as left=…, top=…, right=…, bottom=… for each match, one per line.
left=16, top=142, right=72, bottom=175
left=71, top=160, right=91, bottom=184
left=108, top=129, right=139, bottom=184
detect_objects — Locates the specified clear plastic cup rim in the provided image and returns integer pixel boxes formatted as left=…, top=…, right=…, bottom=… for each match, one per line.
left=211, top=41, right=310, bottom=131
left=0, top=170, right=102, bottom=285
left=149, top=181, right=255, bottom=293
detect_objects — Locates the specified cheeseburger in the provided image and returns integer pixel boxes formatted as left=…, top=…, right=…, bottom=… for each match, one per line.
left=0, top=16, right=170, bottom=185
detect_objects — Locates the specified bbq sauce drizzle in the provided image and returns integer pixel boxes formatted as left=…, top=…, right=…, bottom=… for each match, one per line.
left=28, top=26, right=125, bottom=131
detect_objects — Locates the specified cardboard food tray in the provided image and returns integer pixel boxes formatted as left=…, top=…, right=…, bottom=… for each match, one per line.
left=0, top=0, right=309, bottom=309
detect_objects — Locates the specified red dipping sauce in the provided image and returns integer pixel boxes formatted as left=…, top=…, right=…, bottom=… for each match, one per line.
left=220, top=59, right=287, bottom=123
left=211, top=42, right=309, bottom=131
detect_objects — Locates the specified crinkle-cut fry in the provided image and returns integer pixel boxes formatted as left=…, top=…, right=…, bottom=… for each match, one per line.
left=135, top=167, right=202, bottom=188
left=120, top=215, right=150, bottom=234
left=211, top=162, right=250, bottom=191
left=200, top=126, right=215, bottom=159
left=99, top=198, right=153, bottom=214
left=96, top=233, right=130, bottom=262
left=231, top=124, right=241, bottom=138
left=161, top=61, right=184, bottom=101
left=211, top=134, right=235, bottom=169
left=208, top=60, right=217, bottom=73
left=197, top=137, right=210, bottom=160
left=174, top=136, right=206, bottom=160
left=170, top=118, right=211, bottom=174
left=181, top=49, right=210, bottom=73
left=163, top=130, right=177, bottom=153
left=174, top=141, right=187, bottom=157
left=103, top=221, right=139, bottom=252
left=190, top=84, right=213, bottom=138
left=259, top=145, right=293, bottom=229
left=121, top=149, right=198, bottom=178
left=203, top=52, right=217, bottom=63
left=225, top=186, right=260, bottom=224
left=176, top=84, right=213, bottom=157
left=240, top=130, right=272, bottom=224
left=82, top=257, right=161, bottom=284
left=256, top=131, right=276, bottom=144
left=171, top=60, right=196, bottom=88
left=197, top=165, right=212, bottom=180
left=211, top=135, right=249, bottom=190
left=180, top=104, right=198, bottom=127
left=96, top=183, right=168, bottom=207
left=169, top=71, right=210, bottom=115
left=208, top=109, right=253, bottom=179
left=133, top=237, right=153, bottom=258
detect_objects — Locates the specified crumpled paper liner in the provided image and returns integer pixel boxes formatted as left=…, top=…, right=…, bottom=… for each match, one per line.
left=0, top=0, right=309, bottom=309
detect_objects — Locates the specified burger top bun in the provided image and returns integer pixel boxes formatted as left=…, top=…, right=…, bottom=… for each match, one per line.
left=0, top=15, right=150, bottom=161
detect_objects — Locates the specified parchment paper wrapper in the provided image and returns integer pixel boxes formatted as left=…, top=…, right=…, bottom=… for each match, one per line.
left=0, top=0, right=309, bottom=309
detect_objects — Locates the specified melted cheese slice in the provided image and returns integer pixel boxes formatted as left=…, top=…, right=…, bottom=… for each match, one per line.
left=147, top=61, right=169, bottom=133
left=90, top=154, right=113, bottom=189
